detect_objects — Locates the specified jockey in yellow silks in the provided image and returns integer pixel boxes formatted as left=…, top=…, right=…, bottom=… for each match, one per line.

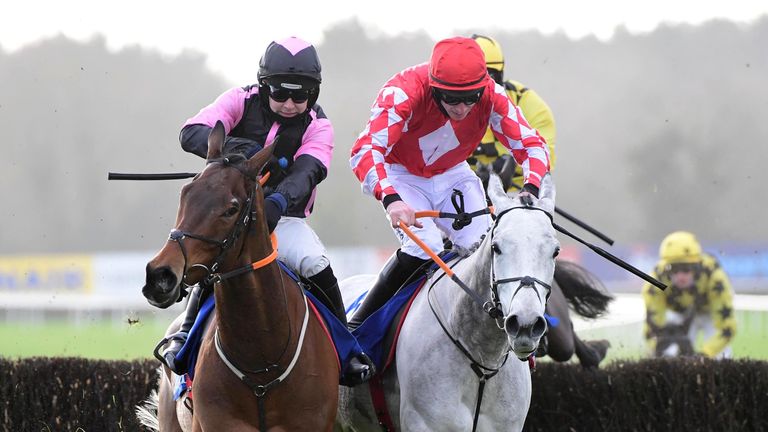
left=642, top=231, right=736, bottom=358
left=468, top=34, right=557, bottom=190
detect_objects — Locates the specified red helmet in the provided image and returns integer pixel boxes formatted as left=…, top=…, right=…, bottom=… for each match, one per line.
left=429, top=37, right=489, bottom=91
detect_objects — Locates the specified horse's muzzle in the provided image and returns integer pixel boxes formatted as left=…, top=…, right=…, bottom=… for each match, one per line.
left=143, top=264, right=181, bottom=309
left=505, top=314, right=548, bottom=357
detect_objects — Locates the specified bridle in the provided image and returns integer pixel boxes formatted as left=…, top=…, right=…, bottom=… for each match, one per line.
left=165, top=156, right=309, bottom=431
left=487, top=205, right=553, bottom=329
left=426, top=203, right=556, bottom=432
left=436, top=204, right=554, bottom=326
left=428, top=203, right=554, bottom=336
left=168, top=156, right=261, bottom=292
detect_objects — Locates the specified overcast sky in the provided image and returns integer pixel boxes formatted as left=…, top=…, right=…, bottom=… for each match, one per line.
left=3, top=0, right=767, bottom=84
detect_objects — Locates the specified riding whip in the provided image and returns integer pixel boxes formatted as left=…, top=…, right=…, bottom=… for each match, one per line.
left=108, top=172, right=197, bottom=180
left=509, top=181, right=614, bottom=246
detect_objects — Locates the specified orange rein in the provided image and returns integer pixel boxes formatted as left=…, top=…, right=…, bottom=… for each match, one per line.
left=259, top=171, right=271, bottom=186
left=249, top=171, right=276, bottom=271
left=397, top=210, right=452, bottom=277
left=398, top=208, right=506, bottom=320
left=251, top=233, right=278, bottom=270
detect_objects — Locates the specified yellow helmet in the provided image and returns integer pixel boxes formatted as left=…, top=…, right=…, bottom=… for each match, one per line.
left=471, top=34, right=504, bottom=73
left=659, top=231, right=702, bottom=264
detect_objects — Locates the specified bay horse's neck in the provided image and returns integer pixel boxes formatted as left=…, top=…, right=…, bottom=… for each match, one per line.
left=214, top=226, right=300, bottom=366
left=445, top=238, right=510, bottom=362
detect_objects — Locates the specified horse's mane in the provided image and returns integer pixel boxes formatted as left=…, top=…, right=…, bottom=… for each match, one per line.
left=554, top=260, right=613, bottom=319
left=204, top=152, right=264, bottom=182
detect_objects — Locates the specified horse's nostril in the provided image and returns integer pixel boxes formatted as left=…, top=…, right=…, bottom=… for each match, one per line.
left=146, top=266, right=177, bottom=288
left=505, top=315, right=521, bottom=336
left=531, top=316, right=548, bottom=339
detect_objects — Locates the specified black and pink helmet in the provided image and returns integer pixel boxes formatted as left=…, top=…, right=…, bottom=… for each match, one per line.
left=258, top=37, right=322, bottom=84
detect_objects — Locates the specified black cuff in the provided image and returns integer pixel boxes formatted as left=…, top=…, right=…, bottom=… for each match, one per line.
left=522, top=183, right=540, bottom=198
left=382, top=194, right=402, bottom=209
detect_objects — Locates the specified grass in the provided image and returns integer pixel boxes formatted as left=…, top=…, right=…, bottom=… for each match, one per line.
left=576, top=310, right=768, bottom=363
left=0, top=318, right=170, bottom=360
left=0, top=311, right=766, bottom=361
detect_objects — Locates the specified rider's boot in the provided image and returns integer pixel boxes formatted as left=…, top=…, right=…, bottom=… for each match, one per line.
left=347, top=249, right=429, bottom=330
left=308, top=265, right=347, bottom=324
left=160, top=284, right=205, bottom=374
left=309, top=265, right=376, bottom=386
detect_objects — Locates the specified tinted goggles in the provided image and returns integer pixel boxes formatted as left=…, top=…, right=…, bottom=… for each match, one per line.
left=268, top=84, right=312, bottom=103
left=437, top=88, right=484, bottom=106
left=665, top=262, right=699, bottom=274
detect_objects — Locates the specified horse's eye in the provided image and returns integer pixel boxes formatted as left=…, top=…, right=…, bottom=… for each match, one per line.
left=492, top=243, right=502, bottom=254
left=553, top=247, right=560, bottom=258
left=224, top=206, right=239, bottom=217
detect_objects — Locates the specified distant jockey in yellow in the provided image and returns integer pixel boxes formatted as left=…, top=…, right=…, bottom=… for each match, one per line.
left=642, top=231, right=736, bottom=358
left=469, top=34, right=557, bottom=191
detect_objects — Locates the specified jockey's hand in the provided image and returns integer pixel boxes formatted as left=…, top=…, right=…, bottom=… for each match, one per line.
left=386, top=200, right=423, bottom=229
left=224, top=136, right=262, bottom=157
left=519, top=183, right=540, bottom=206
left=519, top=191, right=534, bottom=206
left=264, top=197, right=283, bottom=232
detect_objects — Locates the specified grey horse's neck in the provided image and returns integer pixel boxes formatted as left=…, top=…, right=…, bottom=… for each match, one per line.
left=439, top=238, right=510, bottom=365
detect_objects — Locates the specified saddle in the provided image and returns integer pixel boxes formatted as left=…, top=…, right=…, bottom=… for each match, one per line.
left=166, top=261, right=364, bottom=400
left=353, top=252, right=460, bottom=373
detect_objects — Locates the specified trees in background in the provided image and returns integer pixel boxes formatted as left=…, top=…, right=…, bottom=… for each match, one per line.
left=1, top=17, right=766, bottom=253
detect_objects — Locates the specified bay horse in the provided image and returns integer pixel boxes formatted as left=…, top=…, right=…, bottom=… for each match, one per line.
left=337, top=174, right=558, bottom=432
left=138, top=122, right=339, bottom=431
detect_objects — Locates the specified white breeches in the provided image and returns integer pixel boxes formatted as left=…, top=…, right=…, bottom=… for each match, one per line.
left=386, top=162, right=491, bottom=260
left=274, top=216, right=330, bottom=278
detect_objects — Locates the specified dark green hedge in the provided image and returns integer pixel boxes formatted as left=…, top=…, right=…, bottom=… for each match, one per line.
left=0, top=357, right=157, bottom=431
left=1, top=357, right=766, bottom=431
left=526, top=358, right=768, bottom=432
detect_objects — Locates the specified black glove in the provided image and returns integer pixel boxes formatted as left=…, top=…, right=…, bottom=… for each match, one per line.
left=520, top=183, right=539, bottom=206
left=475, top=163, right=491, bottom=191
left=262, top=155, right=292, bottom=184
left=224, top=136, right=262, bottom=157
left=264, top=197, right=283, bottom=232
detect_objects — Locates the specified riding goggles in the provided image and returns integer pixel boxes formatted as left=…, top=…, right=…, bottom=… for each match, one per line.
left=436, top=87, right=484, bottom=106
left=665, top=262, right=700, bottom=274
left=268, top=83, right=313, bottom=103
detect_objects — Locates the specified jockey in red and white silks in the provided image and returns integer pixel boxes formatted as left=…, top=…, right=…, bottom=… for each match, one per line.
left=350, top=42, right=550, bottom=258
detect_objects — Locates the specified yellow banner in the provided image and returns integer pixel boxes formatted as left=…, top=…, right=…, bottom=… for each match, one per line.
left=0, top=255, right=93, bottom=293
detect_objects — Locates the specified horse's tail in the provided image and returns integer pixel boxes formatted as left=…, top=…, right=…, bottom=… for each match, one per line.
left=554, top=260, right=613, bottom=319
left=135, top=368, right=161, bottom=431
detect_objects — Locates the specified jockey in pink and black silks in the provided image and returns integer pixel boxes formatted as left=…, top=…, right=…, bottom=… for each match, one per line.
left=180, top=37, right=331, bottom=223
left=174, top=37, right=373, bottom=384
left=347, top=37, right=551, bottom=331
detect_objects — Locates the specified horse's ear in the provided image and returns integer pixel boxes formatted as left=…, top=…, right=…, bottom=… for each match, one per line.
left=206, top=121, right=225, bottom=160
left=245, top=142, right=275, bottom=178
left=488, top=173, right=514, bottom=210
left=537, top=173, right=556, bottom=215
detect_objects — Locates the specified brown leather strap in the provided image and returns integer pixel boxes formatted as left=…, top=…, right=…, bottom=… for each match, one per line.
left=369, top=374, right=396, bottom=431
